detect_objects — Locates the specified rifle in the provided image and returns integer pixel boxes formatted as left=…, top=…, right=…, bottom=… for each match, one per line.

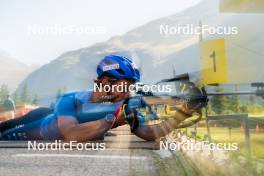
left=133, top=73, right=264, bottom=128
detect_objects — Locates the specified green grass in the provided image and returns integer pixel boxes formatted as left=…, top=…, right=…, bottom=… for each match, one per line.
left=186, top=127, right=264, bottom=159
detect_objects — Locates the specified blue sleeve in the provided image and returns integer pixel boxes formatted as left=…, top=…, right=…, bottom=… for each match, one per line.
left=54, top=93, right=77, bottom=117
left=128, top=96, right=159, bottom=123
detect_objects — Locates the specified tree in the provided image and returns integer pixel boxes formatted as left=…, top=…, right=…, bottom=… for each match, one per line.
left=56, top=88, right=62, bottom=100
left=249, top=95, right=256, bottom=105
left=239, top=105, right=248, bottom=113
left=12, top=91, right=20, bottom=105
left=210, top=87, right=229, bottom=115
left=0, top=84, right=10, bottom=103
left=20, top=83, right=31, bottom=104
left=228, top=95, right=240, bottom=113
left=228, top=85, right=241, bottom=113
left=32, top=94, right=39, bottom=105
left=206, top=101, right=215, bottom=115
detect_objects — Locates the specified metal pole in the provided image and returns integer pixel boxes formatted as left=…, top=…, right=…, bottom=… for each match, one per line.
left=207, top=91, right=257, bottom=96
left=199, top=20, right=203, bottom=42
left=172, top=65, right=178, bottom=94
left=228, top=127, right=232, bottom=139
left=205, top=107, right=212, bottom=143
left=194, top=124, right=197, bottom=142
left=243, top=114, right=251, bottom=162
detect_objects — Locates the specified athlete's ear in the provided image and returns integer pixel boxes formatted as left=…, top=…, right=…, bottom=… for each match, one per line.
left=94, top=77, right=102, bottom=84
left=94, top=75, right=104, bottom=83
left=127, top=79, right=135, bottom=85
left=94, top=79, right=99, bottom=84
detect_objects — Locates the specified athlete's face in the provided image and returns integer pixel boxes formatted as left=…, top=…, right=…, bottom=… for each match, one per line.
left=94, top=75, right=134, bottom=102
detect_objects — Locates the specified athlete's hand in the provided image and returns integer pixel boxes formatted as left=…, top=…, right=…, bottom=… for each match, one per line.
left=179, top=82, right=208, bottom=114
left=124, top=96, right=147, bottom=112
left=109, top=97, right=144, bottom=128
left=123, top=97, right=158, bottom=130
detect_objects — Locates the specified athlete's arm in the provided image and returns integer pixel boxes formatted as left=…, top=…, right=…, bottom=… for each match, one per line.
left=121, top=92, right=206, bottom=141
left=133, top=122, right=174, bottom=141
left=113, top=97, right=191, bottom=141
left=132, top=111, right=191, bottom=141
left=54, top=93, right=115, bottom=142
left=57, top=116, right=113, bottom=142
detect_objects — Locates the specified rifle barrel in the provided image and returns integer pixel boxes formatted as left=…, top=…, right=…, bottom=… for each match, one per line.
left=207, top=92, right=257, bottom=96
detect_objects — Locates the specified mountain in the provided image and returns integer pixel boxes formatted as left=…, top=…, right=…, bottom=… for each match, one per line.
left=16, top=0, right=264, bottom=105
left=0, top=49, right=37, bottom=92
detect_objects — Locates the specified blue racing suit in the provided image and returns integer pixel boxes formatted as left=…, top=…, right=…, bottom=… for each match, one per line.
left=0, top=91, right=122, bottom=140
left=0, top=90, right=158, bottom=140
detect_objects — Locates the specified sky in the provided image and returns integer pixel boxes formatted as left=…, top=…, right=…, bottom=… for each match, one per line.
left=0, top=0, right=201, bottom=66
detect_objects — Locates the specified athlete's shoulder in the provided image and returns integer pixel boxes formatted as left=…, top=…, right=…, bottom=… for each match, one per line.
left=55, top=90, right=83, bottom=116
left=60, top=91, right=79, bottom=98
left=55, top=90, right=81, bottom=108
left=75, top=90, right=93, bottom=103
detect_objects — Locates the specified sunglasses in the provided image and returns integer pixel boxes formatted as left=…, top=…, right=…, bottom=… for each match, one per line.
left=96, top=77, right=119, bottom=84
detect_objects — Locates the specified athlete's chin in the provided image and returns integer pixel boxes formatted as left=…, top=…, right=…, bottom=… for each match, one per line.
left=111, top=96, right=126, bottom=102
left=111, top=97, right=123, bottom=102
left=112, top=93, right=130, bottom=102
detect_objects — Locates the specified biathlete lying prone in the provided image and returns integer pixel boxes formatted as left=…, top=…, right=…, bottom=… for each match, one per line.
left=0, top=55, right=206, bottom=142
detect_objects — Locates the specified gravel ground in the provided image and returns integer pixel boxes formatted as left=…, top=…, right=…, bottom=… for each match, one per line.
left=0, top=148, right=156, bottom=176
